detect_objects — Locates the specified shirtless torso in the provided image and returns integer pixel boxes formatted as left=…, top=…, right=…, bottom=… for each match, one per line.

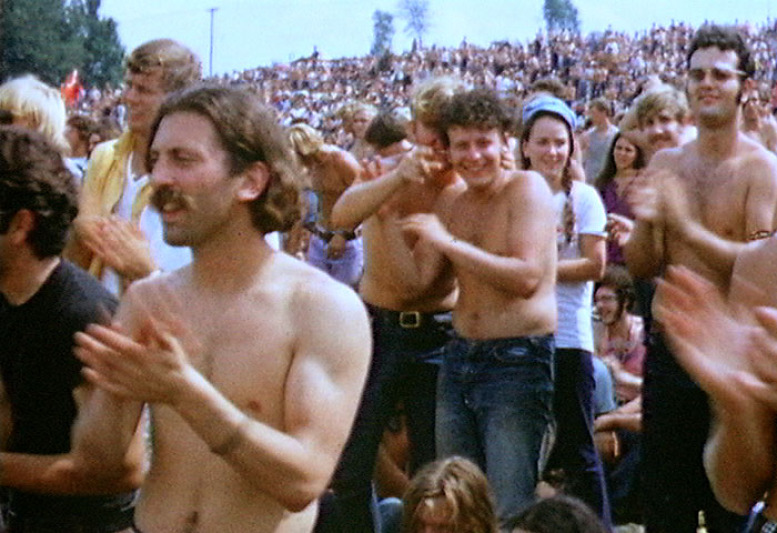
left=441, top=170, right=557, bottom=338
left=121, top=251, right=369, bottom=533
left=641, top=134, right=777, bottom=292
left=308, top=146, right=360, bottom=231
left=73, top=93, right=371, bottom=533
left=342, top=149, right=465, bottom=312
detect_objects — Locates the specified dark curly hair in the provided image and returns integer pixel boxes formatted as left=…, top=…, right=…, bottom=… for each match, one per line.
left=439, top=88, right=514, bottom=146
left=0, top=126, right=78, bottom=258
left=687, top=24, right=754, bottom=79
left=504, top=495, right=608, bottom=533
left=148, top=84, right=303, bottom=234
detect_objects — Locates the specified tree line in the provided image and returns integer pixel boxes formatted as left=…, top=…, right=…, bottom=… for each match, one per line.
left=1, top=0, right=124, bottom=87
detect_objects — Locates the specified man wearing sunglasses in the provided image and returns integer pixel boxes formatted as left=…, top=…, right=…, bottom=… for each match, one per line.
left=624, top=24, right=777, bottom=532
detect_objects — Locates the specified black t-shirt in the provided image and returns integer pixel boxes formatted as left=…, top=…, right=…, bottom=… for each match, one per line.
left=0, top=260, right=135, bottom=525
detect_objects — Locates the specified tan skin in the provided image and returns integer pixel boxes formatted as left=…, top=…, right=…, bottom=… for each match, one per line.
left=331, top=120, right=465, bottom=312
left=401, top=126, right=557, bottom=339
left=72, top=68, right=169, bottom=283
left=740, top=91, right=777, bottom=153
left=73, top=112, right=371, bottom=532
left=655, top=262, right=777, bottom=517
left=300, top=145, right=361, bottom=259
left=625, top=47, right=777, bottom=294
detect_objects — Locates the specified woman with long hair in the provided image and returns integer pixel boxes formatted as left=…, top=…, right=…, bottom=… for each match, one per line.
left=595, top=132, right=645, bottom=265
left=520, top=95, right=610, bottom=527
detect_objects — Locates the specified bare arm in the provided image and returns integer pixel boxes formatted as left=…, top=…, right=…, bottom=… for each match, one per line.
left=403, top=172, right=555, bottom=298
left=76, top=278, right=371, bottom=512
left=655, top=266, right=777, bottom=513
left=623, top=168, right=666, bottom=279
left=558, top=234, right=606, bottom=282
left=330, top=147, right=446, bottom=230
left=0, top=384, right=145, bottom=495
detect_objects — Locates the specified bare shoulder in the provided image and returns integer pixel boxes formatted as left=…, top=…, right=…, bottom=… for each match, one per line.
left=114, top=268, right=188, bottom=329
left=648, top=145, right=685, bottom=171
left=275, top=254, right=368, bottom=326
left=329, top=146, right=361, bottom=172
left=737, top=135, right=777, bottom=180
left=508, top=169, right=553, bottom=201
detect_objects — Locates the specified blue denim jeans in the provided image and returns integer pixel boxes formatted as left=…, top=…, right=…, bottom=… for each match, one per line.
left=315, top=305, right=453, bottom=533
left=436, top=334, right=555, bottom=523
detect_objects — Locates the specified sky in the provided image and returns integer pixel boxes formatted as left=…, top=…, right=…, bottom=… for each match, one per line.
left=100, top=0, right=777, bottom=76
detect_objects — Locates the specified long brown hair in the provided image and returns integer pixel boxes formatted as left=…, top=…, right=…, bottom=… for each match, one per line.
left=521, top=110, right=576, bottom=244
left=402, top=457, right=498, bottom=533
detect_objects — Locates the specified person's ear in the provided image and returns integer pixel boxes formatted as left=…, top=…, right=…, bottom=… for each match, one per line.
left=6, top=209, right=35, bottom=245
left=235, top=162, right=270, bottom=202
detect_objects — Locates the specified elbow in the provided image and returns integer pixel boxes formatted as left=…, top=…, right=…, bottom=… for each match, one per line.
left=74, top=454, right=145, bottom=494
left=704, top=447, right=769, bottom=515
left=515, top=266, right=543, bottom=298
left=329, top=208, right=346, bottom=231
left=275, top=478, right=329, bottom=513
left=329, top=206, right=353, bottom=232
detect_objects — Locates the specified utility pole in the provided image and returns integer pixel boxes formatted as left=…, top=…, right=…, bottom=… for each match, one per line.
left=208, top=7, right=218, bottom=77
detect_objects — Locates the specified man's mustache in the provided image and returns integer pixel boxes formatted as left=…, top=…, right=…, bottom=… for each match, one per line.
left=151, top=186, right=191, bottom=212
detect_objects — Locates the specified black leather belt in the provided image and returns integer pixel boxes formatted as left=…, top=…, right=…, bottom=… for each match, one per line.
left=367, top=305, right=450, bottom=330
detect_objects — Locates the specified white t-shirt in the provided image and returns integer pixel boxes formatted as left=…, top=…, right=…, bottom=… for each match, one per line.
left=102, top=155, right=283, bottom=296
left=553, top=181, right=607, bottom=352
left=102, top=156, right=193, bottom=296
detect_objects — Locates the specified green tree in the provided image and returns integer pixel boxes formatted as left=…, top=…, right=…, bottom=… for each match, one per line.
left=0, top=0, right=124, bottom=87
left=370, top=9, right=394, bottom=56
left=397, top=0, right=430, bottom=48
left=543, top=0, right=580, bottom=33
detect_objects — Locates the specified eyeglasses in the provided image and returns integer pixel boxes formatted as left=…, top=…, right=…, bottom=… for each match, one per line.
left=687, top=67, right=745, bottom=83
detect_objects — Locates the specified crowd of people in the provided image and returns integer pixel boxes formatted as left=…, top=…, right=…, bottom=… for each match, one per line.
left=1, top=16, right=777, bottom=533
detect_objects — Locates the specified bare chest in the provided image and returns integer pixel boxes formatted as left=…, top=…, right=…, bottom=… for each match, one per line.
left=679, top=162, right=747, bottom=239
left=183, top=298, right=293, bottom=420
left=449, top=196, right=509, bottom=249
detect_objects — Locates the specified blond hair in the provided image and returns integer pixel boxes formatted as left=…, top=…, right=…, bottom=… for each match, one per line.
left=410, top=76, right=468, bottom=129
left=634, top=85, right=689, bottom=129
left=0, top=75, right=68, bottom=154
left=126, top=39, right=201, bottom=93
left=288, top=123, right=324, bottom=158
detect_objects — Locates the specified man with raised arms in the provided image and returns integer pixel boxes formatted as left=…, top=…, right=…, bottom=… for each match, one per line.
left=402, top=88, right=557, bottom=522
left=324, top=77, right=466, bottom=532
left=624, top=24, right=777, bottom=532
left=74, top=85, right=371, bottom=533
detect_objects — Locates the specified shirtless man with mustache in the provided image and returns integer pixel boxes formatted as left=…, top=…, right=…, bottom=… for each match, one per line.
left=73, top=85, right=371, bottom=533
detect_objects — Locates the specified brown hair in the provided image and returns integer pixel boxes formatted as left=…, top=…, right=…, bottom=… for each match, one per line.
left=0, top=126, right=78, bottom=258
left=402, top=457, right=498, bottom=533
left=149, top=84, right=302, bottom=234
left=521, top=110, right=576, bottom=244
